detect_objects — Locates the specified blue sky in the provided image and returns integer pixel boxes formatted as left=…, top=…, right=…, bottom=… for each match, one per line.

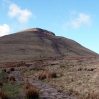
left=0, top=0, right=99, bottom=54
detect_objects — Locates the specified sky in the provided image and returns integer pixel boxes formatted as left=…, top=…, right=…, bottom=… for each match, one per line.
left=0, top=0, right=99, bottom=54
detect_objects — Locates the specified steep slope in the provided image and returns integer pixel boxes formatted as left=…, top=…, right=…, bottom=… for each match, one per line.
left=0, top=28, right=98, bottom=62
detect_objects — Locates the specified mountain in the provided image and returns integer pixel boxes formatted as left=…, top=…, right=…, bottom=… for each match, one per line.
left=0, top=28, right=98, bottom=62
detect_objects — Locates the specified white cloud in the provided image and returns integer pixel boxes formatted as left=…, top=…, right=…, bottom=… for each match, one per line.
left=62, top=12, right=92, bottom=30
left=0, top=24, right=10, bottom=37
left=8, top=3, right=33, bottom=23
left=71, top=13, right=91, bottom=28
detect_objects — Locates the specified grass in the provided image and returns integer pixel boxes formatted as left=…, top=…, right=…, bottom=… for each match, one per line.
left=0, top=57, right=97, bottom=99
left=24, top=79, right=40, bottom=99
left=0, top=61, right=44, bottom=99
left=0, top=71, right=8, bottom=83
left=24, top=57, right=99, bottom=99
left=0, top=88, right=9, bottom=99
left=2, top=82, right=24, bottom=98
left=0, top=70, right=25, bottom=98
left=46, top=59, right=99, bottom=99
left=25, top=86, right=39, bottom=99
left=24, top=69, right=41, bottom=79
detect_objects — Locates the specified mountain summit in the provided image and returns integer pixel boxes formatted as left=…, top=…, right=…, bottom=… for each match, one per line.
left=0, top=28, right=98, bottom=62
left=20, top=28, right=55, bottom=36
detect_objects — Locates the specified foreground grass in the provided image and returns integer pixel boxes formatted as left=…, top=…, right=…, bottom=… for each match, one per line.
left=0, top=71, right=8, bottom=83
left=24, top=58, right=99, bottom=99
left=0, top=69, right=43, bottom=99
left=0, top=71, right=25, bottom=99
left=2, top=82, right=24, bottom=98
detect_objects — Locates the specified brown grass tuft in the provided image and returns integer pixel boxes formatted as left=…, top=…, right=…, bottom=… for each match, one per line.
left=0, top=89, right=8, bottom=99
left=25, top=86, right=39, bottom=99
left=9, top=74, right=15, bottom=81
left=24, top=79, right=31, bottom=89
left=38, top=71, right=57, bottom=80
left=38, top=71, right=47, bottom=80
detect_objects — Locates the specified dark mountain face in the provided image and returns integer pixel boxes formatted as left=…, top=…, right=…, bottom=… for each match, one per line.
left=0, top=28, right=98, bottom=62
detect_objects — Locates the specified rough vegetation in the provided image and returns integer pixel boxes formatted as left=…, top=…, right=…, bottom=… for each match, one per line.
left=0, top=56, right=99, bottom=99
left=25, top=86, right=39, bottom=99
left=0, top=88, right=8, bottom=99
left=24, top=56, right=99, bottom=99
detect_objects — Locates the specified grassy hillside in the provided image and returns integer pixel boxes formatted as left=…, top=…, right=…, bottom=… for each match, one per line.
left=0, top=28, right=98, bottom=62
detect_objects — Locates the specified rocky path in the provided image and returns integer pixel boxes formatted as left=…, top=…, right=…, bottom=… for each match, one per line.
left=29, top=79, right=77, bottom=99
left=12, top=70, right=77, bottom=99
left=12, top=70, right=23, bottom=83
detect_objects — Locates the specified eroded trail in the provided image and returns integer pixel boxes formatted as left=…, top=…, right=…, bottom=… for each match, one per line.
left=29, top=79, right=77, bottom=99
left=12, top=69, right=77, bottom=99
left=12, top=70, right=23, bottom=83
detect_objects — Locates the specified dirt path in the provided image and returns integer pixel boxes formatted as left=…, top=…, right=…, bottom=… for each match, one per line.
left=29, top=79, right=77, bottom=99
left=12, top=70, right=23, bottom=83
left=12, top=70, right=77, bottom=99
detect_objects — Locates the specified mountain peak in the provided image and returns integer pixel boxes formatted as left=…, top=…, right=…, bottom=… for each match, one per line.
left=21, top=28, right=43, bottom=32
left=20, top=28, right=55, bottom=36
left=0, top=28, right=98, bottom=62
